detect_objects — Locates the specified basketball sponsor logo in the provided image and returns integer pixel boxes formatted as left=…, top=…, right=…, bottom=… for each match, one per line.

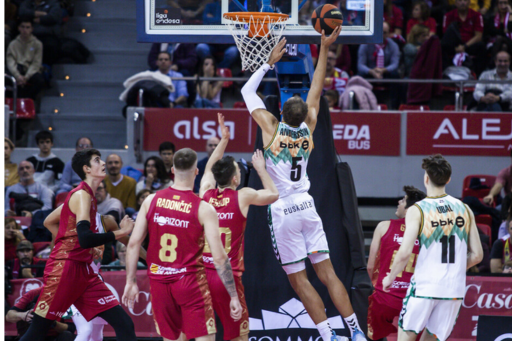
left=150, top=263, right=187, bottom=275
left=154, top=8, right=181, bottom=25
left=463, top=284, right=512, bottom=309
left=98, top=298, right=105, bottom=305
left=174, top=117, right=235, bottom=140
left=332, top=124, right=370, bottom=150
left=153, top=213, right=190, bottom=228
left=36, top=300, right=49, bottom=316
left=206, top=317, right=216, bottom=334
left=241, top=320, right=250, bottom=334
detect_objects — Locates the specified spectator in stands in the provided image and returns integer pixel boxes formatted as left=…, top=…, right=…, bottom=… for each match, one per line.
left=339, top=0, right=364, bottom=26
left=448, top=0, right=491, bottom=14
left=26, top=130, right=64, bottom=192
left=195, top=56, right=223, bottom=108
left=6, top=17, right=45, bottom=101
left=406, top=1, right=437, bottom=36
left=484, top=149, right=512, bottom=206
left=324, top=90, right=340, bottom=110
left=384, top=0, right=404, bottom=37
left=107, top=241, right=145, bottom=270
left=442, top=0, right=486, bottom=75
left=6, top=240, right=46, bottom=278
left=483, top=0, right=512, bottom=66
left=96, top=181, right=125, bottom=223
left=490, top=219, right=512, bottom=272
left=196, top=44, right=239, bottom=69
left=156, top=51, right=189, bottom=108
left=5, top=137, right=20, bottom=188
left=5, top=161, right=53, bottom=217
left=473, top=51, right=512, bottom=111
left=148, top=43, right=198, bottom=76
left=6, top=286, right=76, bottom=340
left=132, top=189, right=151, bottom=220
left=104, top=154, right=137, bottom=213
left=159, top=141, right=175, bottom=180
left=5, top=218, right=26, bottom=262
left=19, top=0, right=61, bottom=65
left=136, top=156, right=172, bottom=194
left=332, top=44, right=351, bottom=75
left=194, top=137, right=219, bottom=192
left=57, top=136, right=92, bottom=194
left=324, top=50, right=349, bottom=97
left=358, top=22, right=401, bottom=80
left=404, top=24, right=431, bottom=77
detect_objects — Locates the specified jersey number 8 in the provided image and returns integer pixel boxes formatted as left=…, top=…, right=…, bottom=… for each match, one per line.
left=159, top=233, right=178, bottom=262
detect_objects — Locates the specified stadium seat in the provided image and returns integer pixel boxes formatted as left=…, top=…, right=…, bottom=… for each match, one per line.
left=5, top=98, right=36, bottom=119
left=377, top=104, right=388, bottom=111
left=461, top=174, right=496, bottom=201
left=398, top=104, right=430, bottom=111
left=234, top=101, right=247, bottom=109
left=55, top=192, right=69, bottom=208
left=217, top=68, right=233, bottom=88
left=33, top=241, right=51, bottom=254
left=477, top=224, right=492, bottom=247
left=12, top=216, right=32, bottom=229
left=475, top=214, right=492, bottom=227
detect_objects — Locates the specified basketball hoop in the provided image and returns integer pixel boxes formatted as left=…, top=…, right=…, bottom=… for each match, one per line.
left=223, top=12, right=289, bottom=72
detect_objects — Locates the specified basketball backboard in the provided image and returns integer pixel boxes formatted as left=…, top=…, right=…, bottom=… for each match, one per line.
left=136, top=0, right=383, bottom=44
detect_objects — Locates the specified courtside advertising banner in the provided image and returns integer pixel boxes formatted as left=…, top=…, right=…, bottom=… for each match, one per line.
left=407, top=112, right=512, bottom=156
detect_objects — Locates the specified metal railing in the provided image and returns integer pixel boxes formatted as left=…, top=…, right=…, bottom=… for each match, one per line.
left=4, top=74, right=17, bottom=142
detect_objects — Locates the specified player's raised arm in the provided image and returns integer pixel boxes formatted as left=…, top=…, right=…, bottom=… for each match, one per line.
left=466, top=206, right=483, bottom=270
left=382, top=205, right=421, bottom=292
left=305, top=26, right=341, bottom=133
left=200, top=113, right=230, bottom=198
left=123, top=194, right=153, bottom=309
left=43, top=204, right=63, bottom=237
left=241, top=39, right=286, bottom=141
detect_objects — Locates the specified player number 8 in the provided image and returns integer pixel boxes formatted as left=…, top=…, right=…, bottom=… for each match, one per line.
left=159, top=233, right=178, bottom=262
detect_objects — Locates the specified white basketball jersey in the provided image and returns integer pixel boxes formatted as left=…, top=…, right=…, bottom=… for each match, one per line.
left=412, top=194, right=471, bottom=299
left=264, top=122, right=314, bottom=198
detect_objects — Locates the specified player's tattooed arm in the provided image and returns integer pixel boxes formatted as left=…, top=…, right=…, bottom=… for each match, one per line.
left=215, top=258, right=237, bottom=297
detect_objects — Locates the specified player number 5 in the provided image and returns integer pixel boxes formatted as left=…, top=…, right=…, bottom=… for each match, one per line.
left=290, top=157, right=302, bottom=182
left=159, top=233, right=178, bottom=262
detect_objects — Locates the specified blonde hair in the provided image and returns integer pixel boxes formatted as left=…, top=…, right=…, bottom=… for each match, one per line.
left=5, top=137, right=15, bottom=151
left=407, top=24, right=429, bottom=44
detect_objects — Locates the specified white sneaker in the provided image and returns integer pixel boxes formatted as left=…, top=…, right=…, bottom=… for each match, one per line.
left=351, top=329, right=366, bottom=341
left=331, top=333, right=349, bottom=341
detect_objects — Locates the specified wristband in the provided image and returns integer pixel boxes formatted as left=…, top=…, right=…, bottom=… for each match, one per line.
left=261, top=63, right=271, bottom=73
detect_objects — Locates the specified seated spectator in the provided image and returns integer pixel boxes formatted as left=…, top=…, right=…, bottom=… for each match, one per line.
left=339, top=0, right=365, bottom=26
left=132, top=189, right=151, bottom=220
left=104, top=154, right=137, bottom=213
left=57, top=136, right=93, bottom=194
left=484, top=149, right=512, bottom=206
left=196, top=44, right=239, bottom=69
left=448, top=0, right=491, bottom=14
left=6, top=286, right=76, bottom=340
left=384, top=0, right=404, bottom=37
left=406, top=1, right=437, bottom=36
left=490, top=219, right=512, bottom=273
left=6, top=17, right=45, bottom=101
left=159, top=141, right=175, bottom=180
left=195, top=56, right=223, bottom=108
left=324, top=50, right=349, bottom=98
left=5, top=137, right=20, bottom=188
left=194, top=137, right=219, bottom=192
left=442, top=0, right=486, bottom=75
left=6, top=240, right=46, bottom=278
left=96, top=181, right=125, bottom=223
left=5, top=218, right=26, bottom=262
left=483, top=0, right=512, bottom=66
left=136, top=156, right=172, bottom=194
left=26, top=130, right=64, bottom=192
left=19, top=0, right=61, bottom=65
left=5, top=161, right=53, bottom=217
left=404, top=24, right=431, bottom=77
left=473, top=51, right=512, bottom=111
left=324, top=89, right=340, bottom=110
left=107, top=241, right=145, bottom=270
left=156, top=51, right=189, bottom=108
left=357, top=22, right=401, bottom=80
left=148, top=43, right=198, bottom=76
left=333, top=44, right=352, bottom=75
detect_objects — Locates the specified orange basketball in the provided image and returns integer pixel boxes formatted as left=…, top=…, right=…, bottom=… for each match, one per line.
left=311, top=4, right=343, bottom=35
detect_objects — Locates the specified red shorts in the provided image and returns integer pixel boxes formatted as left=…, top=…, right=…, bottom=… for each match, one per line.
left=367, top=290, right=403, bottom=340
left=206, top=269, right=249, bottom=340
left=34, top=259, right=118, bottom=322
left=150, top=271, right=216, bottom=340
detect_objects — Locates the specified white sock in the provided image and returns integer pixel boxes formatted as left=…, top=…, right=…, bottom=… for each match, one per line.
left=344, top=313, right=362, bottom=337
left=316, top=320, right=334, bottom=341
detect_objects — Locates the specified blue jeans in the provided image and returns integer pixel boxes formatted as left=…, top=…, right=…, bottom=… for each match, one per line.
left=477, top=102, right=503, bottom=112
left=196, top=44, right=239, bottom=68
left=194, top=98, right=221, bottom=108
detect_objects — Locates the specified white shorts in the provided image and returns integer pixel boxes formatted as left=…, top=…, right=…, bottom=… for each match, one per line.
left=399, top=282, right=462, bottom=341
left=268, top=192, right=329, bottom=266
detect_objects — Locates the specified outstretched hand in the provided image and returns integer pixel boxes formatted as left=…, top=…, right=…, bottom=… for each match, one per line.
left=321, top=26, right=341, bottom=49
left=267, top=38, right=287, bottom=66
left=218, top=112, right=230, bottom=140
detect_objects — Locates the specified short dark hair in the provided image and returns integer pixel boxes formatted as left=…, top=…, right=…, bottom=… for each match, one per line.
left=76, top=137, right=93, bottom=147
left=282, top=97, right=308, bottom=127
left=403, top=186, right=427, bottom=208
left=72, top=149, right=101, bottom=180
left=143, top=156, right=170, bottom=183
left=212, top=156, right=237, bottom=187
left=421, top=154, right=452, bottom=187
left=159, top=141, right=176, bottom=153
left=198, top=56, right=217, bottom=78
left=413, top=1, right=430, bottom=21
left=18, top=16, right=33, bottom=26
left=157, top=51, right=172, bottom=61
left=173, top=148, right=197, bottom=171
left=35, top=130, right=53, bottom=144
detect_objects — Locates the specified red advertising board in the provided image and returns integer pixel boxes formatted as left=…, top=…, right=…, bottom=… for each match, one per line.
left=143, top=108, right=257, bottom=152
left=407, top=112, right=512, bottom=156
left=330, top=112, right=401, bottom=156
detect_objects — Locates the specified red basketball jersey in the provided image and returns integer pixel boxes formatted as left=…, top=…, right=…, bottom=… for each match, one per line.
left=373, top=218, right=420, bottom=298
left=202, top=188, right=247, bottom=276
left=49, top=181, right=99, bottom=263
left=146, top=187, right=205, bottom=281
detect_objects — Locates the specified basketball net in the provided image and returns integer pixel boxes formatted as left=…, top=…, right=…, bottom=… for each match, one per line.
left=223, top=12, right=288, bottom=72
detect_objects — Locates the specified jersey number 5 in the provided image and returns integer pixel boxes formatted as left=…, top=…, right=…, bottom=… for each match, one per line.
left=290, top=157, right=302, bottom=182
left=159, top=233, right=178, bottom=262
